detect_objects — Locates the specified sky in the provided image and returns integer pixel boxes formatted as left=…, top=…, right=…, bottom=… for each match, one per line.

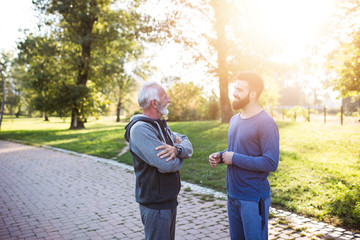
left=0, top=0, right=38, bottom=52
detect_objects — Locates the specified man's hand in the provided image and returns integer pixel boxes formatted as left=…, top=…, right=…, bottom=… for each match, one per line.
left=223, top=151, right=234, bottom=165
left=155, top=144, right=178, bottom=162
left=209, top=152, right=220, bottom=168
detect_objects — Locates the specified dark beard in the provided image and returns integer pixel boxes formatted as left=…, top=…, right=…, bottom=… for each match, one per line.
left=232, top=93, right=250, bottom=110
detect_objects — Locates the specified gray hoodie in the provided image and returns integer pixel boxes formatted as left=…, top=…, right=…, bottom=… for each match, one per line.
left=124, top=114, right=193, bottom=209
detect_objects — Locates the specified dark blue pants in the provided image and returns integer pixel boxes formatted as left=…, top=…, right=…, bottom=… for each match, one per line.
left=227, top=196, right=271, bottom=240
left=139, top=205, right=177, bottom=240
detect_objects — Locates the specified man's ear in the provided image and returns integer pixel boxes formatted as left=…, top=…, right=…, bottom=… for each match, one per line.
left=150, top=99, right=158, bottom=109
left=250, top=91, right=257, bottom=100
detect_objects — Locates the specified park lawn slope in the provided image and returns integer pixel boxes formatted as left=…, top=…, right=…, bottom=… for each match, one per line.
left=1, top=117, right=359, bottom=231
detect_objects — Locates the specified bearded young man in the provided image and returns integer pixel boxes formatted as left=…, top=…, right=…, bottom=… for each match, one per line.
left=124, top=81, right=193, bottom=240
left=209, top=71, right=279, bottom=240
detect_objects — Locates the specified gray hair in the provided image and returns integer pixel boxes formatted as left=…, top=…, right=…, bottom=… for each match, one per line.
left=138, top=81, right=161, bottom=110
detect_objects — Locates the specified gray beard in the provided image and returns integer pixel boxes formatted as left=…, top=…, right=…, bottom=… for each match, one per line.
left=159, top=103, right=169, bottom=115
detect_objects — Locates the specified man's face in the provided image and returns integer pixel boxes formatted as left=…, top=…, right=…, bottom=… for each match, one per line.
left=157, top=87, right=171, bottom=115
left=232, top=80, right=250, bottom=110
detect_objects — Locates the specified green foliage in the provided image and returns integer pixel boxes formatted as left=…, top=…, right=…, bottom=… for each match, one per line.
left=17, top=34, right=65, bottom=117
left=52, top=84, right=90, bottom=117
left=18, top=0, right=154, bottom=128
left=167, top=82, right=220, bottom=121
left=167, top=82, right=206, bottom=121
left=206, top=90, right=220, bottom=120
left=328, top=29, right=360, bottom=97
left=0, top=51, right=27, bottom=116
left=10, top=61, right=35, bottom=117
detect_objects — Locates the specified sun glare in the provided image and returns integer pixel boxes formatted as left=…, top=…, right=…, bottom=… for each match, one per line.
left=146, top=0, right=337, bottom=94
left=250, top=0, right=336, bottom=62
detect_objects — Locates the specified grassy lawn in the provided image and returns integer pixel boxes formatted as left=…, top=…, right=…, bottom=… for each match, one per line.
left=0, top=117, right=127, bottom=159
left=1, top=116, right=359, bottom=231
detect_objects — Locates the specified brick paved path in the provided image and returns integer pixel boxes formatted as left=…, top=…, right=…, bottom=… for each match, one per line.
left=0, top=140, right=359, bottom=240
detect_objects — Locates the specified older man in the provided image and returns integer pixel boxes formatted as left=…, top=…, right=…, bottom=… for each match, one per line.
left=124, top=81, right=193, bottom=240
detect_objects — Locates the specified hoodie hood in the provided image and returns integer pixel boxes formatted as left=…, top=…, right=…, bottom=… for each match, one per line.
left=124, top=114, right=173, bottom=146
left=124, top=114, right=155, bottom=143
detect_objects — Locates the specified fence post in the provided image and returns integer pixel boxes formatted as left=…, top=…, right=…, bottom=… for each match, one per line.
left=324, top=106, right=326, bottom=124
left=341, top=105, right=343, bottom=125
left=307, top=106, right=310, bottom=122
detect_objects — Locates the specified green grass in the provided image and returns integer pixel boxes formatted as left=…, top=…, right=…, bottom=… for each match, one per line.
left=272, top=121, right=360, bottom=230
left=0, top=116, right=127, bottom=159
left=1, top=116, right=360, bottom=231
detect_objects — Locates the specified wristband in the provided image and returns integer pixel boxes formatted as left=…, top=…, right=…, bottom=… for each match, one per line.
left=175, top=145, right=182, bottom=156
left=219, top=152, right=224, bottom=163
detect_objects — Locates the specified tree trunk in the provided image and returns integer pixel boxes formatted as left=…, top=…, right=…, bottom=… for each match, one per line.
left=69, top=10, right=96, bottom=130
left=116, top=99, right=121, bottom=122
left=43, top=112, right=49, bottom=121
left=217, top=59, right=233, bottom=123
left=214, top=2, right=233, bottom=123
left=70, top=108, right=85, bottom=129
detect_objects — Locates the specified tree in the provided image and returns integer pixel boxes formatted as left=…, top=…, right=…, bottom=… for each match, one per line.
left=113, top=58, right=152, bottom=122
left=206, top=90, right=220, bottom=120
left=30, top=0, right=153, bottom=129
left=0, top=71, right=4, bottom=128
left=325, top=0, right=360, bottom=98
left=0, top=51, right=22, bottom=117
left=212, top=1, right=233, bottom=123
left=0, top=51, right=11, bottom=118
left=166, top=81, right=222, bottom=121
left=167, top=82, right=206, bottom=121
left=328, top=29, right=360, bottom=98
left=17, top=35, right=61, bottom=120
left=164, top=0, right=284, bottom=122
left=10, top=61, right=35, bottom=117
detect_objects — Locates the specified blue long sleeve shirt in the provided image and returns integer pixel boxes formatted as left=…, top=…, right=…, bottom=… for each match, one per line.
left=224, top=110, right=279, bottom=202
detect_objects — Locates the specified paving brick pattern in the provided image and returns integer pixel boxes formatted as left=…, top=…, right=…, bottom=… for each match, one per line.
left=0, top=140, right=359, bottom=240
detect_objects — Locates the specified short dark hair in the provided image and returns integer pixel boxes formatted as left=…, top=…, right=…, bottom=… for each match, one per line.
left=236, top=71, right=264, bottom=99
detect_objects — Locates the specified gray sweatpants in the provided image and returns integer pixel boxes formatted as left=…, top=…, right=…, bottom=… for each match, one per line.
left=139, top=205, right=177, bottom=240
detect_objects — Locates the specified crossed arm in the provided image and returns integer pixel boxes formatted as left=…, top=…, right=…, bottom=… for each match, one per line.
left=131, top=124, right=193, bottom=173
left=156, top=132, right=193, bottom=161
